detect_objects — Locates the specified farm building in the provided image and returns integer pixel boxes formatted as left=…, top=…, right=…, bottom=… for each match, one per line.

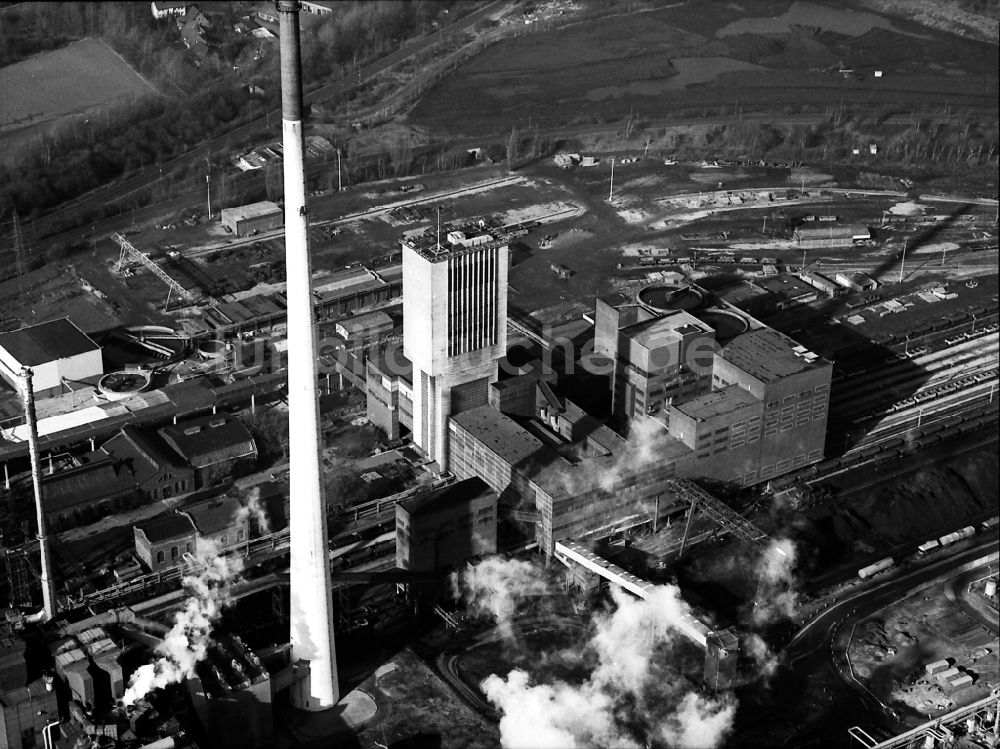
left=151, top=0, right=187, bottom=19
left=220, top=201, right=283, bottom=236
left=793, top=225, right=863, bottom=248
left=335, top=310, right=394, bottom=342
left=0, top=318, right=103, bottom=399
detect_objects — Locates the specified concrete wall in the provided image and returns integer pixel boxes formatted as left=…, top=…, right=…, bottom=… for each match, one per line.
left=0, top=349, right=103, bottom=399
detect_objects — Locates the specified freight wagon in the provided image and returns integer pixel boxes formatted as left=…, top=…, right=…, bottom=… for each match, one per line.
left=858, top=558, right=894, bottom=579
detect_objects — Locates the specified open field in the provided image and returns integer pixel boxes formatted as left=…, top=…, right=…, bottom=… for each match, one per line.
left=409, top=0, right=998, bottom=135
left=0, top=37, right=158, bottom=154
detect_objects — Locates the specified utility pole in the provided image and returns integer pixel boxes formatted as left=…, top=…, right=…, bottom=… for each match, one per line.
left=762, top=215, right=768, bottom=234
left=802, top=248, right=807, bottom=270
left=898, top=237, right=907, bottom=283
left=337, top=148, right=342, bottom=192
left=206, top=173, right=212, bottom=220
left=609, top=157, right=615, bottom=202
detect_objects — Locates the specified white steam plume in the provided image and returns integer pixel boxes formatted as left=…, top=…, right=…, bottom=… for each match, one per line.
left=452, top=557, right=551, bottom=639
left=123, top=538, right=243, bottom=704
left=482, top=670, right=633, bottom=749
left=482, top=572, right=736, bottom=749
left=743, top=632, right=779, bottom=680
left=751, top=538, right=798, bottom=627
left=561, top=415, right=670, bottom=496
left=235, top=487, right=272, bottom=536
left=658, top=692, right=738, bottom=749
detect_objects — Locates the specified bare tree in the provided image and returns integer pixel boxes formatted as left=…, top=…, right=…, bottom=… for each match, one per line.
left=506, top=125, right=518, bottom=172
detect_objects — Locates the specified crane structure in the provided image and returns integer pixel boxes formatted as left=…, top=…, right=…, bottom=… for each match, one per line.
left=675, top=479, right=770, bottom=557
left=113, top=233, right=194, bottom=309
left=672, top=479, right=782, bottom=613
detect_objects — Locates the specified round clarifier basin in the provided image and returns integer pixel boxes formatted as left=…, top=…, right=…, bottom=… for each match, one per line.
left=198, top=339, right=228, bottom=359
left=695, top=309, right=749, bottom=344
left=98, top=369, right=152, bottom=399
left=637, top=285, right=704, bottom=313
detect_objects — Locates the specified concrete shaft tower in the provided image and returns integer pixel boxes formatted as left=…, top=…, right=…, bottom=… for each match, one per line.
left=278, top=0, right=339, bottom=710
left=403, top=235, right=508, bottom=471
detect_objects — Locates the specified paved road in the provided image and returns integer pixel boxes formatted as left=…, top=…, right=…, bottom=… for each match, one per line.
left=944, top=563, right=1000, bottom=633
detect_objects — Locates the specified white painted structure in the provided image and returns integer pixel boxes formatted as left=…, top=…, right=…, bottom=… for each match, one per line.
left=553, top=539, right=713, bottom=648
left=278, top=0, right=339, bottom=712
left=0, top=319, right=103, bottom=399
left=402, top=231, right=508, bottom=471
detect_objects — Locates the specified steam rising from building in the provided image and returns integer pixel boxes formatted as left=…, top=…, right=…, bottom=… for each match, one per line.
left=751, top=537, right=799, bottom=627
left=477, top=571, right=737, bottom=749
left=123, top=538, right=243, bottom=705
left=235, top=487, right=272, bottom=536
left=451, top=557, right=552, bottom=639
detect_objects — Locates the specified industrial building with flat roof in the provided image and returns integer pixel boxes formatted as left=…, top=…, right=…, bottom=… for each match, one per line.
left=0, top=318, right=103, bottom=398
left=395, top=477, right=497, bottom=571
left=220, top=201, right=283, bottom=236
left=402, top=223, right=509, bottom=471
left=793, top=224, right=869, bottom=248
left=439, top=281, right=830, bottom=555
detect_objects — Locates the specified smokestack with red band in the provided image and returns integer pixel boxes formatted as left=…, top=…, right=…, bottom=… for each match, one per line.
left=277, top=0, right=339, bottom=710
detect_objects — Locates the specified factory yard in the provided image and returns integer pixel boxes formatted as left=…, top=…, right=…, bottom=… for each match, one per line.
left=848, top=574, right=999, bottom=717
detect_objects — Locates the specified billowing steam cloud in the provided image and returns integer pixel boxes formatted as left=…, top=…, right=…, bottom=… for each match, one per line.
left=123, top=538, right=243, bottom=704
left=658, top=692, right=738, bottom=749
left=482, top=582, right=736, bottom=748
left=751, top=538, right=798, bottom=627
left=235, top=487, right=272, bottom=536
left=560, top=415, right=671, bottom=497
left=742, top=632, right=779, bottom=680
left=452, top=557, right=551, bottom=638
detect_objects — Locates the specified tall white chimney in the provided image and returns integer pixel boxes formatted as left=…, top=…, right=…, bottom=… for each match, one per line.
left=22, top=367, right=56, bottom=622
left=277, top=0, right=339, bottom=710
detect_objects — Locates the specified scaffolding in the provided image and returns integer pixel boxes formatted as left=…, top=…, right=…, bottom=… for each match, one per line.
left=113, top=233, right=194, bottom=309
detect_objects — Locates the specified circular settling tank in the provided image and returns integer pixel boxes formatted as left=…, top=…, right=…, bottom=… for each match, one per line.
left=695, top=309, right=749, bottom=344
left=637, top=285, right=703, bottom=313
left=98, top=369, right=153, bottom=400
left=198, top=339, right=229, bottom=360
